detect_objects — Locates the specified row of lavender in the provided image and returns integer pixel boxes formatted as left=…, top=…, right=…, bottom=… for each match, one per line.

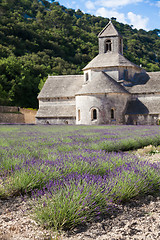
left=0, top=125, right=160, bottom=230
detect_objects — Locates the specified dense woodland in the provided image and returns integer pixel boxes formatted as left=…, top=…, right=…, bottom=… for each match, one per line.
left=0, top=0, right=160, bottom=108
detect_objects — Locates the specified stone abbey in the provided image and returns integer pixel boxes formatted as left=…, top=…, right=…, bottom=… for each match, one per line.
left=36, top=21, right=160, bottom=125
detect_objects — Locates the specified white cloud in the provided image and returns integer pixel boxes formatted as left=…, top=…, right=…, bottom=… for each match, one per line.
left=95, top=7, right=149, bottom=30
left=156, top=1, right=160, bottom=7
left=96, top=7, right=127, bottom=23
left=95, top=0, right=143, bottom=8
left=127, top=12, right=149, bottom=30
left=85, top=1, right=96, bottom=9
left=76, top=0, right=149, bottom=30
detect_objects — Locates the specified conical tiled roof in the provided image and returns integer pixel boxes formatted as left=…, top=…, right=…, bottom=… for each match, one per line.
left=83, top=52, right=141, bottom=71
left=98, top=21, right=121, bottom=37
left=76, top=71, right=130, bottom=95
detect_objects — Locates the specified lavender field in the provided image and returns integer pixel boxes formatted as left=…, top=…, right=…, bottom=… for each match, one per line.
left=0, top=125, right=160, bottom=231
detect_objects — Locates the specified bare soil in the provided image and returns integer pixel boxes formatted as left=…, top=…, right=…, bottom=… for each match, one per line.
left=0, top=148, right=160, bottom=240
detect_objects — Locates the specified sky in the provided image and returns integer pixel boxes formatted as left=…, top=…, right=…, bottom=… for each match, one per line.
left=55, top=0, right=160, bottom=31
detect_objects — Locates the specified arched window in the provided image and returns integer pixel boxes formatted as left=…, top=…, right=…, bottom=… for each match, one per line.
left=78, top=109, right=81, bottom=121
left=91, top=109, right=97, bottom=120
left=85, top=72, right=89, bottom=82
left=111, top=108, right=115, bottom=119
left=105, top=40, right=111, bottom=52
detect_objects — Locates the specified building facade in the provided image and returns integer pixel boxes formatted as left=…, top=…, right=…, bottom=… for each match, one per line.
left=36, top=21, right=160, bottom=125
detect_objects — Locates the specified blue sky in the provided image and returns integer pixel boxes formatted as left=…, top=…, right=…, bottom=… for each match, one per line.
left=55, top=0, right=160, bottom=31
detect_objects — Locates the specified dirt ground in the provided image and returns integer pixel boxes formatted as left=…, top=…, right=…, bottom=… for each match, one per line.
left=0, top=146, right=160, bottom=240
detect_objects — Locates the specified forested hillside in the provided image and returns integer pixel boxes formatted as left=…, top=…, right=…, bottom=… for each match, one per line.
left=0, top=0, right=160, bottom=108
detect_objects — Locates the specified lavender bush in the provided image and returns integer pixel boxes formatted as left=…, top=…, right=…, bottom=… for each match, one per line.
left=0, top=125, right=160, bottom=230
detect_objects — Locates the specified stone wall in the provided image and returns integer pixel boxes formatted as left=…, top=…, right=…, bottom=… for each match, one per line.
left=36, top=98, right=76, bottom=124
left=125, top=114, right=159, bottom=125
left=0, top=106, right=19, bottom=113
left=0, top=106, right=23, bottom=124
left=76, top=93, right=130, bottom=125
left=20, top=108, right=37, bottom=124
left=0, top=106, right=37, bottom=124
left=0, top=113, right=25, bottom=124
left=99, top=36, right=121, bottom=54
left=118, top=66, right=142, bottom=81
left=36, top=117, right=76, bottom=125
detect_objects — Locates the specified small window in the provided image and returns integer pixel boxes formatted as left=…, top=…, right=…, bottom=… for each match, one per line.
left=91, top=109, right=97, bottom=120
left=119, top=39, right=122, bottom=53
left=123, top=70, right=128, bottom=81
left=111, top=109, right=114, bottom=119
left=105, top=40, right=111, bottom=52
left=85, top=72, right=89, bottom=82
left=78, top=109, right=80, bottom=121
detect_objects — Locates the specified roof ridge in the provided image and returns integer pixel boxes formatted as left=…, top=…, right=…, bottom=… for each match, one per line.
left=98, top=21, right=121, bottom=38
left=48, top=75, right=83, bottom=78
left=102, top=71, right=130, bottom=94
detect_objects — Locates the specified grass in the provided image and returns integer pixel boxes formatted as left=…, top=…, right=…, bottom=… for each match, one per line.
left=0, top=125, right=160, bottom=232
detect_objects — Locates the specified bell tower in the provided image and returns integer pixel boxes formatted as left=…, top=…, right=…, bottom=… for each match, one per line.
left=98, top=21, right=123, bottom=55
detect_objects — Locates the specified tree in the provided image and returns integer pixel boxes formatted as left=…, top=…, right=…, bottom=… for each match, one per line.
left=0, top=0, right=159, bottom=108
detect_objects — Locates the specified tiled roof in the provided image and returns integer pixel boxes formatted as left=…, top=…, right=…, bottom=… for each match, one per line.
left=125, top=96, right=160, bottom=115
left=38, top=75, right=83, bottom=99
left=76, top=71, right=130, bottom=95
left=127, top=72, right=160, bottom=94
left=83, top=52, right=141, bottom=71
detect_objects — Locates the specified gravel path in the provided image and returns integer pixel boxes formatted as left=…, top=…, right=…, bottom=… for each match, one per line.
left=63, top=194, right=160, bottom=240
left=0, top=152, right=160, bottom=240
